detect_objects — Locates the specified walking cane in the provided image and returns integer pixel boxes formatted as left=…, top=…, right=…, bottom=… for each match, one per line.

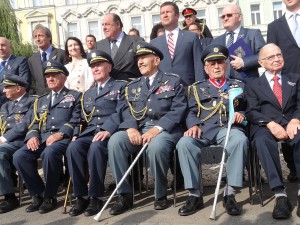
left=62, top=178, right=72, bottom=214
left=209, top=122, right=232, bottom=220
left=94, top=143, right=148, bottom=222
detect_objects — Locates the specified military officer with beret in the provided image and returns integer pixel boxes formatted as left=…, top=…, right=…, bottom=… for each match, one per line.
left=182, top=7, right=213, bottom=38
left=0, top=74, right=36, bottom=213
left=66, top=50, right=126, bottom=217
left=108, top=41, right=187, bottom=215
left=13, top=60, right=81, bottom=214
left=176, top=44, right=248, bottom=216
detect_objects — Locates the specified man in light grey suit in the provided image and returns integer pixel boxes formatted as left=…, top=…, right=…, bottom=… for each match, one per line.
left=96, top=13, right=142, bottom=81
left=28, top=24, right=65, bottom=96
left=150, top=1, right=204, bottom=87
left=212, top=4, right=265, bottom=82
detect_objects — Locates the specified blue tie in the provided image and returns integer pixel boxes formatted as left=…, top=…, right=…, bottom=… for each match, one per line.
left=0, top=61, right=6, bottom=81
left=226, top=32, right=234, bottom=47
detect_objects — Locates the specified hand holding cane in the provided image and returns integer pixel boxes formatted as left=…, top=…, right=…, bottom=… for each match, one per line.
left=209, top=122, right=232, bottom=220
left=94, top=143, right=148, bottom=222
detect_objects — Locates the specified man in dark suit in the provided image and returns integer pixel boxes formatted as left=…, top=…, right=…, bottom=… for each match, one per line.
left=13, top=61, right=81, bottom=214
left=267, top=0, right=300, bottom=182
left=28, top=24, right=65, bottom=96
left=0, top=74, right=36, bottom=213
left=245, top=43, right=300, bottom=219
left=96, top=13, right=142, bottom=81
left=150, top=1, right=204, bottom=86
left=66, top=50, right=126, bottom=217
left=212, top=4, right=265, bottom=82
left=108, top=42, right=187, bottom=215
left=177, top=44, right=248, bottom=216
left=0, top=37, right=31, bottom=106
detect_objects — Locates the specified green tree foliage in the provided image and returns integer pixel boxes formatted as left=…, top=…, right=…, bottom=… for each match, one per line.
left=0, top=0, right=34, bottom=57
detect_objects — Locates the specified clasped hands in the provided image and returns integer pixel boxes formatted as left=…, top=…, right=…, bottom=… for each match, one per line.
left=267, top=119, right=300, bottom=140
left=127, top=127, right=160, bottom=145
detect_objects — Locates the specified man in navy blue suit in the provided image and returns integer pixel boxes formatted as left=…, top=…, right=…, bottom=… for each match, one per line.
left=0, top=37, right=31, bottom=106
left=245, top=43, right=300, bottom=219
left=150, top=1, right=204, bottom=87
left=212, top=4, right=265, bottom=82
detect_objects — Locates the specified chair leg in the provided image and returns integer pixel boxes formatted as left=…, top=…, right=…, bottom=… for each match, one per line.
left=173, top=149, right=177, bottom=207
left=247, top=147, right=254, bottom=205
left=18, top=176, right=23, bottom=206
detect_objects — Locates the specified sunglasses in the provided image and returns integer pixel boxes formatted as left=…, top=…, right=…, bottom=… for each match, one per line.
left=221, top=13, right=240, bottom=19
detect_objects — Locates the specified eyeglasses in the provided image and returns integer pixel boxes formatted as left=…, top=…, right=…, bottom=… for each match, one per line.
left=221, top=13, right=240, bottom=19
left=260, top=53, right=283, bottom=61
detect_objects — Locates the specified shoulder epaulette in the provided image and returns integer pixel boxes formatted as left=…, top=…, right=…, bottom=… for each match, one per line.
left=192, top=80, right=206, bottom=86
left=115, top=80, right=128, bottom=84
left=163, top=72, right=180, bottom=78
left=127, top=77, right=141, bottom=85
left=38, top=93, right=49, bottom=99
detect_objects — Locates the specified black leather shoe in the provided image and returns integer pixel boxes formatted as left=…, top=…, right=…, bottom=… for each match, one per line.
left=69, top=197, right=89, bottom=217
left=84, top=198, right=103, bottom=217
left=287, top=171, right=298, bottom=182
left=223, top=195, right=241, bottom=216
left=109, top=193, right=133, bottom=215
left=178, top=196, right=204, bottom=216
left=272, top=196, right=292, bottom=219
left=154, top=196, right=168, bottom=210
left=26, top=195, right=43, bottom=212
left=38, top=197, right=57, bottom=214
left=297, top=195, right=300, bottom=217
left=0, top=196, right=19, bottom=213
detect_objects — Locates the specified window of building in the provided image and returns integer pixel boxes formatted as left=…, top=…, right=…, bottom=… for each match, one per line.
left=68, top=23, right=78, bottom=37
left=196, top=10, right=205, bottom=20
left=88, top=21, right=100, bottom=39
left=218, top=8, right=223, bottom=29
left=273, top=2, right=283, bottom=20
left=33, top=0, right=43, bottom=7
left=251, top=4, right=261, bottom=25
left=131, top=16, right=143, bottom=36
left=66, top=0, right=76, bottom=5
left=10, top=0, right=17, bottom=9
left=152, top=15, right=160, bottom=25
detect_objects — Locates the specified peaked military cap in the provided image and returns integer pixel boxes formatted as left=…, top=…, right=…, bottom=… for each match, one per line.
left=43, top=60, right=69, bottom=76
left=201, top=44, right=229, bottom=62
left=135, top=41, right=164, bottom=60
left=182, top=8, right=197, bottom=17
left=1, top=73, right=29, bottom=88
left=87, top=50, right=114, bottom=67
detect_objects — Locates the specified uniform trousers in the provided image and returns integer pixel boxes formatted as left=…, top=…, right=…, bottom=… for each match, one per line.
left=252, top=128, right=300, bottom=190
left=176, top=127, right=248, bottom=191
left=108, top=124, right=182, bottom=199
left=66, top=135, right=108, bottom=198
left=0, top=143, right=19, bottom=195
left=13, top=141, right=68, bottom=198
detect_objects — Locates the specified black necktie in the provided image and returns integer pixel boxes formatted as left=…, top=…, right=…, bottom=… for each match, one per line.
left=111, top=40, right=118, bottom=59
left=42, top=51, right=47, bottom=63
left=52, top=92, right=59, bottom=106
left=12, top=100, right=18, bottom=110
left=146, top=77, right=150, bottom=89
left=98, top=86, right=103, bottom=95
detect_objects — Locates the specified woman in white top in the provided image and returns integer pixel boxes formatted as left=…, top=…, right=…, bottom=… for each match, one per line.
left=64, top=37, right=94, bottom=92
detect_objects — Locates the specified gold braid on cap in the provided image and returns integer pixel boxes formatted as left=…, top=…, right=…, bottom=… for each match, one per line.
left=192, top=85, right=227, bottom=126
left=0, top=116, right=7, bottom=136
left=28, top=98, right=48, bottom=131
left=125, top=86, right=147, bottom=121
left=80, top=91, right=95, bottom=123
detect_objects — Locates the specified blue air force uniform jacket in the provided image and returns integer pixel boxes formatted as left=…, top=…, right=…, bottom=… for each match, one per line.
left=119, top=71, right=187, bottom=133
left=75, top=78, right=126, bottom=137
left=187, top=79, right=246, bottom=142
left=0, top=93, right=36, bottom=147
left=25, top=87, right=81, bottom=144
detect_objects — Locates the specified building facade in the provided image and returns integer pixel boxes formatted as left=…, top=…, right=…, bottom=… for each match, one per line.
left=11, top=0, right=286, bottom=49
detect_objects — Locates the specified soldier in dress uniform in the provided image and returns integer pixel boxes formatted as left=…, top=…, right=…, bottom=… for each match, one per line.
left=107, top=41, right=187, bottom=215
left=0, top=74, right=36, bottom=213
left=66, top=50, right=126, bottom=217
left=176, top=44, right=248, bottom=216
left=13, top=61, right=81, bottom=214
left=181, top=7, right=213, bottom=38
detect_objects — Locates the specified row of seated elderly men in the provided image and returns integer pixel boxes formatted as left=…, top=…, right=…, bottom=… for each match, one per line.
left=0, top=41, right=299, bottom=221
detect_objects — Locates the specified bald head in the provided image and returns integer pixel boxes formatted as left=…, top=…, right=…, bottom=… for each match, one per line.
left=0, top=37, right=12, bottom=60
